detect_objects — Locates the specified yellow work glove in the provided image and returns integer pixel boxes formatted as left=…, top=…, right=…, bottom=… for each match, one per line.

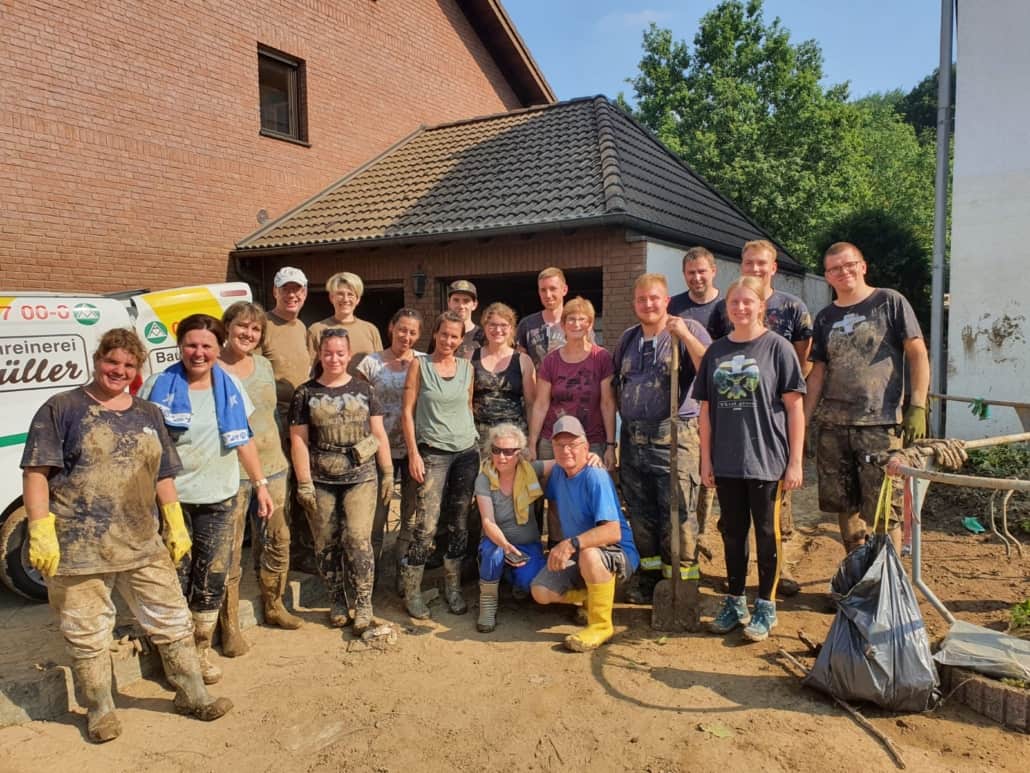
left=160, top=502, right=192, bottom=564
left=902, top=405, right=927, bottom=445
left=28, top=513, right=60, bottom=577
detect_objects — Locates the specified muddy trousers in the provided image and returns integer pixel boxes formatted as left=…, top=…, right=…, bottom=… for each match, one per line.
left=715, top=477, right=782, bottom=602
left=47, top=556, right=194, bottom=660
left=179, top=496, right=238, bottom=612
left=307, top=479, right=377, bottom=609
left=816, top=424, right=903, bottom=553
left=371, top=459, right=418, bottom=568
left=619, top=418, right=701, bottom=577
left=406, top=445, right=479, bottom=566
left=227, top=472, right=290, bottom=591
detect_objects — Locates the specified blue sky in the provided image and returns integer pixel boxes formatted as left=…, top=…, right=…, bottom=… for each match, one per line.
left=503, top=0, right=945, bottom=103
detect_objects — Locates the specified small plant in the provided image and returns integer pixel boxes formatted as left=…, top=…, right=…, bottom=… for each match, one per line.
left=966, top=443, right=1030, bottom=479
left=1012, top=599, right=1030, bottom=630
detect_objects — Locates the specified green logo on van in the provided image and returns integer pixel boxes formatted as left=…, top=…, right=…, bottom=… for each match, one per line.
left=72, top=303, right=101, bottom=326
left=144, top=321, right=168, bottom=344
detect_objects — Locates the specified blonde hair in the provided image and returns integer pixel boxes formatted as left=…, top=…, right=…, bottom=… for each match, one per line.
left=481, top=302, right=518, bottom=347
left=724, top=276, right=766, bottom=324
left=538, top=267, right=566, bottom=284
left=742, top=239, right=777, bottom=261
left=326, top=271, right=364, bottom=298
left=222, top=301, right=267, bottom=342
left=485, top=422, right=527, bottom=454
left=561, top=296, right=595, bottom=324
left=633, top=273, right=668, bottom=292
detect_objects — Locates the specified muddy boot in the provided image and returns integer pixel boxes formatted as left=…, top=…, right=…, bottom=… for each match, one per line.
left=258, top=568, right=303, bottom=629
left=71, top=654, right=122, bottom=743
left=477, top=581, right=499, bottom=633
left=218, top=583, right=250, bottom=657
left=400, top=561, right=431, bottom=619
left=442, top=557, right=467, bottom=615
left=352, top=590, right=374, bottom=634
left=157, top=638, right=233, bottom=721
left=192, top=610, right=223, bottom=685
left=328, top=595, right=350, bottom=628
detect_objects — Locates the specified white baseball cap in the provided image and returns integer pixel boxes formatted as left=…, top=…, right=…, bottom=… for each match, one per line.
left=273, top=267, right=308, bottom=288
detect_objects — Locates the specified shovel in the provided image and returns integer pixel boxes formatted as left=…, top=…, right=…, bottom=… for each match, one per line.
left=651, top=340, right=701, bottom=632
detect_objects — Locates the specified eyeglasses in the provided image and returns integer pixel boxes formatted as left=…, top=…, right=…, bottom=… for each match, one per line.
left=552, top=438, right=585, bottom=452
left=825, top=261, right=863, bottom=277
left=490, top=446, right=520, bottom=457
left=485, top=323, right=511, bottom=331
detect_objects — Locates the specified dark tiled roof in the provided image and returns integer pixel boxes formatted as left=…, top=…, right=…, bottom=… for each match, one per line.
left=236, top=96, right=801, bottom=270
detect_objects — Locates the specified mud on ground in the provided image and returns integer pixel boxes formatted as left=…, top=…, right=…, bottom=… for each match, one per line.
left=1, top=464, right=1027, bottom=772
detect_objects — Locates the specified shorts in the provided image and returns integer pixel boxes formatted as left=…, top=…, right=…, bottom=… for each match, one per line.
left=816, top=424, right=903, bottom=526
left=530, top=545, right=630, bottom=595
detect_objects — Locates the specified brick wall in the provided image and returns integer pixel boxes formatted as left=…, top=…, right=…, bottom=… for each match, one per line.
left=1, top=0, right=523, bottom=292
left=243, top=226, right=648, bottom=349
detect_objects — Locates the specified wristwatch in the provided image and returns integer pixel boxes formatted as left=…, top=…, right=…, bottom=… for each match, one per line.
left=254, top=478, right=269, bottom=488
left=570, top=536, right=581, bottom=552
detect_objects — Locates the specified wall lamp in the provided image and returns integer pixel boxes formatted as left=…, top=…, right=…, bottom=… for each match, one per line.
left=412, top=268, right=427, bottom=298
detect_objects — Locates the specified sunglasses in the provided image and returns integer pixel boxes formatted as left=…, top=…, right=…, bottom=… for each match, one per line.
left=490, top=446, right=521, bottom=457
left=320, top=328, right=349, bottom=340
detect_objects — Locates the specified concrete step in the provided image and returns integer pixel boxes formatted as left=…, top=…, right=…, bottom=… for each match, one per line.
left=0, top=564, right=324, bottom=729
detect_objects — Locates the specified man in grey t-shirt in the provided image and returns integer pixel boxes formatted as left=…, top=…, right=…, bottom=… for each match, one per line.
left=805, top=242, right=929, bottom=553
left=516, top=267, right=568, bottom=366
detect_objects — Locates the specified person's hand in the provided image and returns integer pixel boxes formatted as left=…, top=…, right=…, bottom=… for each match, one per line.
left=665, top=315, right=693, bottom=342
left=379, top=467, right=394, bottom=506
left=902, top=405, right=927, bottom=445
left=547, top=538, right=575, bottom=572
left=160, top=502, right=192, bottom=565
left=603, top=445, right=616, bottom=471
left=586, top=451, right=604, bottom=469
left=700, top=458, right=715, bottom=489
left=914, top=438, right=968, bottom=471
left=524, top=442, right=537, bottom=463
left=255, top=485, right=274, bottom=519
left=296, top=481, right=318, bottom=514
left=408, top=452, right=425, bottom=484
left=783, top=459, right=803, bottom=491
left=28, top=513, right=60, bottom=577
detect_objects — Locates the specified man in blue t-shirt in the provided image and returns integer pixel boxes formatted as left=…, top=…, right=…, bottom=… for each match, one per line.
left=531, top=416, right=639, bottom=652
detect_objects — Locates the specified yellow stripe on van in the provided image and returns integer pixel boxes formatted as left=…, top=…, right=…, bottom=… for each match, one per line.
left=140, top=287, right=223, bottom=341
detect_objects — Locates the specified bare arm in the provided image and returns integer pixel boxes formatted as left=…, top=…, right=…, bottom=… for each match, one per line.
left=547, top=517, right=621, bottom=572
left=155, top=477, right=179, bottom=507
left=520, top=353, right=537, bottom=427
left=401, top=359, right=425, bottom=483
left=476, top=494, right=515, bottom=552
left=22, top=467, right=52, bottom=521
left=667, top=316, right=707, bottom=370
left=600, top=375, right=617, bottom=470
left=793, top=339, right=813, bottom=378
left=290, top=424, right=313, bottom=483
left=803, top=361, right=826, bottom=425
left=370, top=415, right=392, bottom=470
left=782, top=392, right=805, bottom=490
left=527, top=376, right=551, bottom=461
left=904, top=336, right=930, bottom=408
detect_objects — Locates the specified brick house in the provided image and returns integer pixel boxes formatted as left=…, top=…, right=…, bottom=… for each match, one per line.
left=2, top=0, right=552, bottom=291
left=233, top=96, right=820, bottom=346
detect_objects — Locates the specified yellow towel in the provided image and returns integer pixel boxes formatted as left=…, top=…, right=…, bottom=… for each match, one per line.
left=479, top=458, right=543, bottom=525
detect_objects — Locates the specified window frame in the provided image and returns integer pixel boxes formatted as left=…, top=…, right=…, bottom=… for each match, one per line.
left=257, top=44, right=309, bottom=146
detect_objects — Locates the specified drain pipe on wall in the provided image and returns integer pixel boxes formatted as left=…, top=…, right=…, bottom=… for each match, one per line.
left=930, top=0, right=955, bottom=437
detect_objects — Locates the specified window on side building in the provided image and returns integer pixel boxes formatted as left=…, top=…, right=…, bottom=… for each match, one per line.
left=258, top=45, right=308, bottom=144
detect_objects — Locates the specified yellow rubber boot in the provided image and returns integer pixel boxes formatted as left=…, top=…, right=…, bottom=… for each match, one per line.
left=559, top=587, right=587, bottom=605
left=564, top=578, right=615, bottom=652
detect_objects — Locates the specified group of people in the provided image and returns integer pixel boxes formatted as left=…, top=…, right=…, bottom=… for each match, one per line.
left=22, top=238, right=928, bottom=743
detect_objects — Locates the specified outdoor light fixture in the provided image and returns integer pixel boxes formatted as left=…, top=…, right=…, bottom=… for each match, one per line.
left=412, top=268, right=427, bottom=298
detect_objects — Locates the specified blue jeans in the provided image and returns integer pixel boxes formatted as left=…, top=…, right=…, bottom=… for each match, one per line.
left=406, top=445, right=479, bottom=566
left=178, top=495, right=238, bottom=612
left=478, top=538, right=546, bottom=591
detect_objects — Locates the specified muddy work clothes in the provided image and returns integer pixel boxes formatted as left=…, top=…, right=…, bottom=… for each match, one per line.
left=20, top=388, right=183, bottom=575
left=817, top=424, right=904, bottom=551
left=47, top=556, right=193, bottom=659
left=472, top=349, right=528, bottom=439
left=407, top=445, right=479, bottom=566
left=308, top=479, right=378, bottom=606
left=178, top=497, right=237, bottom=612
left=716, top=478, right=782, bottom=601
left=227, top=472, right=290, bottom=581
left=619, top=418, right=702, bottom=574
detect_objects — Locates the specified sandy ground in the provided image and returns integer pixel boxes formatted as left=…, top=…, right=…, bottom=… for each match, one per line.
left=1, top=465, right=1027, bottom=772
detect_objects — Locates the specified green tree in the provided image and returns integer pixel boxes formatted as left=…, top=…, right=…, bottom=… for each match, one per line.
left=619, top=0, right=857, bottom=264
left=898, top=66, right=955, bottom=138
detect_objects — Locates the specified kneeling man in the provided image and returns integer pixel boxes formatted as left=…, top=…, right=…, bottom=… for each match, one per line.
left=531, top=416, right=639, bottom=651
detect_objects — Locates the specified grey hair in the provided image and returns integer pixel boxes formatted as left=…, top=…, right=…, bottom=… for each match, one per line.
left=485, top=423, right=527, bottom=453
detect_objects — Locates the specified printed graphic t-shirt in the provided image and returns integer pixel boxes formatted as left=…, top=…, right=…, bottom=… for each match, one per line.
left=694, top=331, right=805, bottom=481
left=516, top=311, right=566, bottom=367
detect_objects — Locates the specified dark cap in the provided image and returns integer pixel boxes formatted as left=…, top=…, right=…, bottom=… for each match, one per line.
left=551, top=415, right=587, bottom=440
left=447, top=279, right=477, bottom=300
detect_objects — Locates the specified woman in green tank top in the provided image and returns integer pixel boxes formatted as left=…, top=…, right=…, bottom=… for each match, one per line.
left=399, top=311, right=479, bottom=620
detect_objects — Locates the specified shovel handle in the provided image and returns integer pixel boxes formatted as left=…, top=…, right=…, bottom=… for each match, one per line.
left=669, top=341, right=680, bottom=589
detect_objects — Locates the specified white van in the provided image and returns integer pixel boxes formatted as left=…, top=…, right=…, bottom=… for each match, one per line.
left=0, top=283, right=251, bottom=600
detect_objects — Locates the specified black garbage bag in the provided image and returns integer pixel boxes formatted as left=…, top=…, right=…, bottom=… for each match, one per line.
left=803, top=533, right=940, bottom=712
